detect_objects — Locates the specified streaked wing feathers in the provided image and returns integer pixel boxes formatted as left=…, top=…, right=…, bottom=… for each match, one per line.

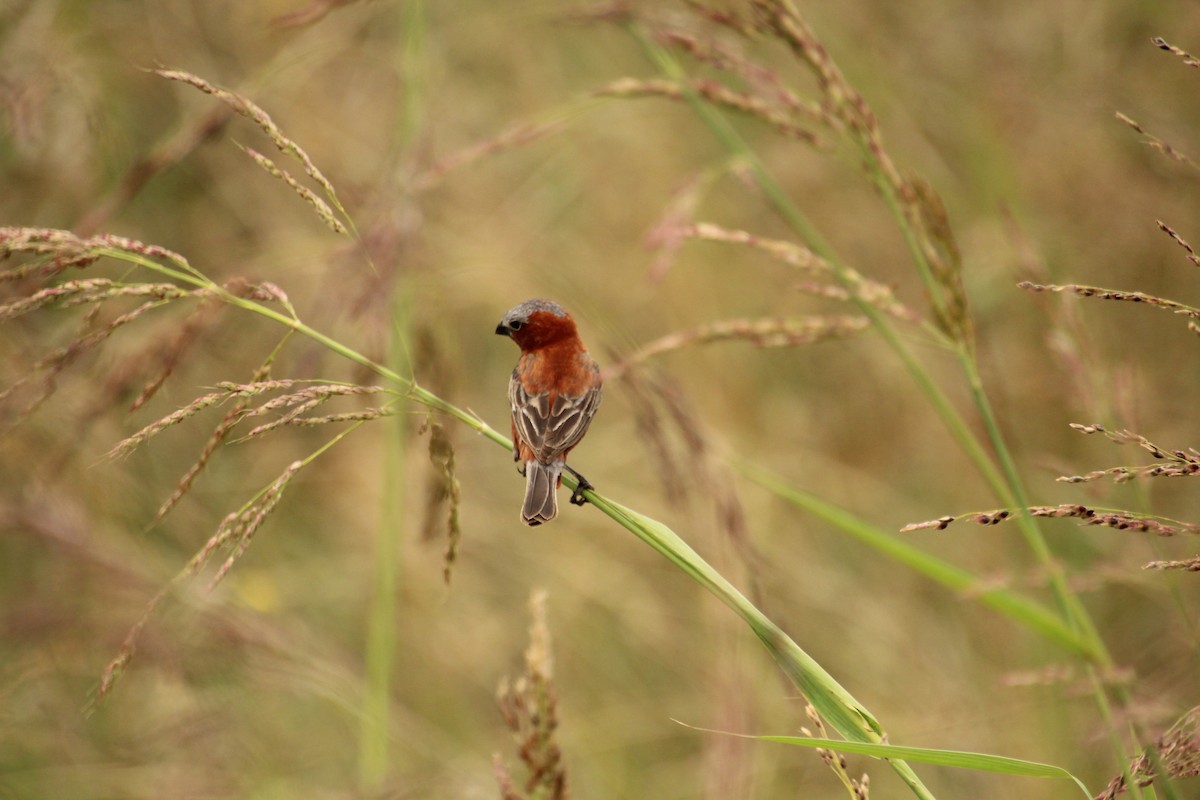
left=509, top=370, right=602, bottom=462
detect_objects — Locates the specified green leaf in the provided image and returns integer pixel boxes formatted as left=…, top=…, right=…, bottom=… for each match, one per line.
left=582, top=494, right=936, bottom=798
left=675, top=722, right=1091, bottom=797
left=741, top=462, right=1099, bottom=659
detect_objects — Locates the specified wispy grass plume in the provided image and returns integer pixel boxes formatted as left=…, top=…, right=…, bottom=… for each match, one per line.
left=153, top=358, right=280, bottom=525
left=1115, top=112, right=1195, bottom=168
left=1152, top=36, right=1200, bottom=67
left=799, top=702, right=872, bottom=799
left=99, top=423, right=362, bottom=699
left=1057, top=423, right=1200, bottom=484
left=106, top=379, right=384, bottom=459
left=676, top=222, right=919, bottom=321
left=902, top=504, right=1199, bottom=538
left=494, top=590, right=568, bottom=800
left=155, top=69, right=354, bottom=236
left=1019, top=281, right=1200, bottom=323
left=420, top=417, right=462, bottom=585
left=1095, top=706, right=1200, bottom=799
left=236, top=144, right=347, bottom=234
left=606, top=315, right=869, bottom=379
left=596, top=77, right=821, bottom=144
left=1157, top=221, right=1200, bottom=266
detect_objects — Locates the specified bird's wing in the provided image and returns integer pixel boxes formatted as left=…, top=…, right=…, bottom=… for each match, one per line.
left=509, top=371, right=602, bottom=462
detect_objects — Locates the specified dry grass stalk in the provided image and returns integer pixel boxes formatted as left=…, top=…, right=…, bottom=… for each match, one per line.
left=1157, top=220, right=1200, bottom=267
left=108, top=379, right=385, bottom=459
left=606, top=315, right=868, bottom=380
left=790, top=279, right=910, bottom=318
left=999, top=663, right=1081, bottom=689
left=493, top=753, right=523, bottom=800
left=130, top=296, right=225, bottom=411
left=413, top=118, right=566, bottom=192
left=902, top=504, right=1200, bottom=537
left=1, top=292, right=189, bottom=427
left=656, top=376, right=751, bottom=550
left=0, top=278, right=189, bottom=322
left=270, top=0, right=361, bottom=28
left=268, top=407, right=397, bottom=428
left=495, top=590, right=568, bottom=800
left=962, top=561, right=1136, bottom=598
left=596, top=77, right=820, bottom=143
left=243, top=397, right=328, bottom=438
left=1000, top=663, right=1135, bottom=690
left=621, top=366, right=688, bottom=505
left=1115, top=112, right=1196, bottom=168
left=908, top=175, right=969, bottom=341
left=153, top=362, right=277, bottom=525
left=155, top=70, right=341, bottom=204
left=643, top=170, right=722, bottom=283
left=1094, top=705, right=1200, bottom=799
left=236, top=383, right=387, bottom=441
left=1019, top=280, right=1200, bottom=320
left=1152, top=36, right=1200, bottom=67
left=253, top=280, right=292, bottom=308
left=657, top=25, right=833, bottom=127
left=586, top=5, right=847, bottom=162
left=1144, top=557, right=1200, bottom=572
left=1058, top=423, right=1200, bottom=483
left=685, top=221, right=829, bottom=273
left=1, top=226, right=98, bottom=277
left=100, top=384, right=371, bottom=699
left=237, top=144, right=347, bottom=235
left=99, top=457, right=308, bottom=699
left=105, top=388, right=228, bottom=457
left=90, top=233, right=194, bottom=271
left=106, top=380, right=290, bottom=459
left=601, top=2, right=958, bottom=341
left=0, top=233, right=293, bottom=432
left=207, top=459, right=305, bottom=590
left=96, top=581, right=173, bottom=700
left=1, top=228, right=199, bottom=286
left=682, top=222, right=919, bottom=321
left=802, top=703, right=870, bottom=799
left=681, top=0, right=757, bottom=36
left=1003, top=207, right=1118, bottom=421
left=419, top=417, right=462, bottom=584
left=618, top=366, right=764, bottom=610
left=748, top=0, right=969, bottom=343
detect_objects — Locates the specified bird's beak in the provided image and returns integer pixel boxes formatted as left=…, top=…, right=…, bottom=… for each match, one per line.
left=495, top=323, right=509, bottom=336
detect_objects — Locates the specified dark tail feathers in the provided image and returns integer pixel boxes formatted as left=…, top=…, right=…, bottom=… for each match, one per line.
left=522, top=461, right=562, bottom=526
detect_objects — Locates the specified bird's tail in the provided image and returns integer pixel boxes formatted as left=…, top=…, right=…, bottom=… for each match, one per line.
left=522, top=461, right=562, bottom=526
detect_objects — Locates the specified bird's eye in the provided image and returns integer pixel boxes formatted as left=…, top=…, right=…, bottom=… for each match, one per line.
left=509, top=320, right=524, bottom=331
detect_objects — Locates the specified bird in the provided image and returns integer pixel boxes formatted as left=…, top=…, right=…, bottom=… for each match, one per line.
left=495, top=299, right=603, bottom=526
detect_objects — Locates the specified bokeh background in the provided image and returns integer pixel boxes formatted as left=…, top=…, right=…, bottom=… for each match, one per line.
left=3, top=1, right=1200, bottom=798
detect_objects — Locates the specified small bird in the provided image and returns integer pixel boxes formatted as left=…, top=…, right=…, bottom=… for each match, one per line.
left=495, top=299, right=603, bottom=526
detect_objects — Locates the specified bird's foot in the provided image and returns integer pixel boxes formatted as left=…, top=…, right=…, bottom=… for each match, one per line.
left=569, top=480, right=593, bottom=506
left=565, top=466, right=594, bottom=506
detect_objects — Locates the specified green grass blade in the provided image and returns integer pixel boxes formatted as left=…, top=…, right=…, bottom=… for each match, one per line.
left=579, top=492, right=936, bottom=798
left=674, top=723, right=1091, bottom=797
left=741, top=462, right=1099, bottom=659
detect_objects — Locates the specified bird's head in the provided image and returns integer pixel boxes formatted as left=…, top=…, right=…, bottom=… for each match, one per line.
left=495, top=299, right=579, bottom=350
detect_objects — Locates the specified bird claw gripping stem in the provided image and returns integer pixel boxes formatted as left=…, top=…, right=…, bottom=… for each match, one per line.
left=565, top=466, right=594, bottom=507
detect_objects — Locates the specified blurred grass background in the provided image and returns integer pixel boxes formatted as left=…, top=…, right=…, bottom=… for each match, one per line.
left=3, top=1, right=1200, bottom=798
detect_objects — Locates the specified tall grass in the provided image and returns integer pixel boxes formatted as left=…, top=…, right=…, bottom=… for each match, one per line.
left=2, top=3, right=1199, bottom=799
